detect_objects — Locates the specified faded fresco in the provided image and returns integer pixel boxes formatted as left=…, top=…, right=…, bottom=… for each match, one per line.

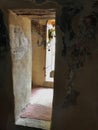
left=10, top=25, right=29, bottom=60
left=57, top=0, right=98, bottom=107
left=31, top=20, right=46, bottom=47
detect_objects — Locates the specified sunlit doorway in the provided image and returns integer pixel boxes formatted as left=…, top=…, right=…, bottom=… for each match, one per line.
left=45, top=19, right=56, bottom=82
left=10, top=9, right=56, bottom=130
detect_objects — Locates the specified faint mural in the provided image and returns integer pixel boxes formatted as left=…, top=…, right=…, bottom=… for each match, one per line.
left=63, top=84, right=80, bottom=107
left=59, top=2, right=83, bottom=40
left=59, top=2, right=83, bottom=57
left=10, top=25, right=29, bottom=60
left=31, top=20, right=46, bottom=47
left=58, top=1, right=98, bottom=108
left=79, top=15, right=97, bottom=40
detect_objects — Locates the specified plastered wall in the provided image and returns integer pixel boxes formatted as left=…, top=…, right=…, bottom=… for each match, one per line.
left=32, top=19, right=53, bottom=87
left=9, top=11, right=32, bottom=121
left=32, top=20, right=46, bottom=87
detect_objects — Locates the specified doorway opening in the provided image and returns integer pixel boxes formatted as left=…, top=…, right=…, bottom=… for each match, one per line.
left=10, top=9, right=56, bottom=130
left=45, top=19, right=56, bottom=82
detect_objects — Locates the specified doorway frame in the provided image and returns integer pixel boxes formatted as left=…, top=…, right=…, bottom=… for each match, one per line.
left=9, top=7, right=57, bottom=130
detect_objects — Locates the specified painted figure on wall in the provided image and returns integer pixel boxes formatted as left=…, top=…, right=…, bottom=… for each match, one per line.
left=79, top=15, right=97, bottom=40
left=59, top=2, right=83, bottom=57
left=58, top=1, right=98, bottom=108
left=59, top=2, right=83, bottom=40
left=31, top=20, right=46, bottom=47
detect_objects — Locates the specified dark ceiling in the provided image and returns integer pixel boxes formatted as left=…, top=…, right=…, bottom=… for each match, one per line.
left=12, top=8, right=56, bottom=19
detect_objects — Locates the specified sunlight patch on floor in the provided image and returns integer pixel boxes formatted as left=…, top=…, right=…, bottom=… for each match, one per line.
left=29, top=88, right=53, bottom=107
left=16, top=88, right=53, bottom=130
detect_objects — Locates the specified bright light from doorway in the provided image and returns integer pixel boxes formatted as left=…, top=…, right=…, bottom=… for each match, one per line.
left=45, top=19, right=56, bottom=82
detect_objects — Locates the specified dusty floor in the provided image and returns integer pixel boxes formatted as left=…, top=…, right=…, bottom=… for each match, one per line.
left=16, top=87, right=53, bottom=130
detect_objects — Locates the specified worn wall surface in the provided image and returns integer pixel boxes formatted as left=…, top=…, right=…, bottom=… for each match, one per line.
left=32, top=20, right=46, bottom=87
left=32, top=19, right=53, bottom=87
left=51, top=0, right=98, bottom=130
left=0, top=0, right=98, bottom=130
left=51, top=25, right=98, bottom=130
left=9, top=11, right=32, bottom=121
